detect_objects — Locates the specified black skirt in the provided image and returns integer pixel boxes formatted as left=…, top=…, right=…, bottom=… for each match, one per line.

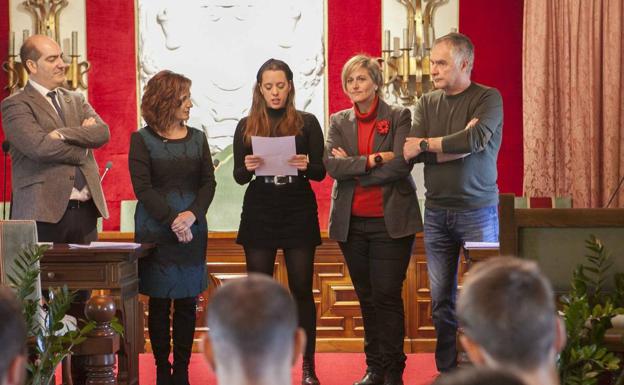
left=236, top=178, right=321, bottom=248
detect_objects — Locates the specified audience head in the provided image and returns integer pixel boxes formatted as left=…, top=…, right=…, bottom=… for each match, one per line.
left=141, top=70, right=192, bottom=133
left=340, top=54, right=383, bottom=103
left=432, top=366, right=526, bottom=385
left=0, top=287, right=27, bottom=385
left=246, top=59, right=302, bottom=143
left=204, top=274, right=304, bottom=384
left=457, top=257, right=565, bottom=372
left=21, top=35, right=67, bottom=88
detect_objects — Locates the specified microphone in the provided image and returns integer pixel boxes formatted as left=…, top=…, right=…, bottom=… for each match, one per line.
left=2, top=141, right=9, bottom=220
left=100, top=161, right=113, bottom=182
left=605, top=174, right=624, bottom=208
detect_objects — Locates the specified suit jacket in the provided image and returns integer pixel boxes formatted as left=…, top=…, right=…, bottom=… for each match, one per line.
left=1, top=83, right=110, bottom=223
left=324, top=99, right=422, bottom=242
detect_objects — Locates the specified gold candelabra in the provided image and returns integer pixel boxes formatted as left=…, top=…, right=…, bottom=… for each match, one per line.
left=381, top=0, right=449, bottom=106
left=3, top=0, right=90, bottom=94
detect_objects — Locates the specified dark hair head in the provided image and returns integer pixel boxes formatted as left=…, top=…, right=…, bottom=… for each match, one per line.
left=206, top=274, right=298, bottom=378
left=457, top=257, right=557, bottom=370
left=432, top=366, right=525, bottom=385
left=244, top=58, right=302, bottom=145
left=141, top=70, right=192, bottom=134
left=433, top=32, right=475, bottom=73
left=255, top=58, right=294, bottom=83
left=0, top=287, right=27, bottom=380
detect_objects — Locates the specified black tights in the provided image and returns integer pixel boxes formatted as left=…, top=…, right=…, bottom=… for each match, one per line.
left=244, top=246, right=317, bottom=359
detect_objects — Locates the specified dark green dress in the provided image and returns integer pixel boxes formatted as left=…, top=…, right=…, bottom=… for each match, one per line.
left=129, top=126, right=216, bottom=299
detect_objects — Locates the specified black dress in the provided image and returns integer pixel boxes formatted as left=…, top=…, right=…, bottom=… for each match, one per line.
left=129, top=126, right=216, bottom=298
left=233, top=109, right=325, bottom=248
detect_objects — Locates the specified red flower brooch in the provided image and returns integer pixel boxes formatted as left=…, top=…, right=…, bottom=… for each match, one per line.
left=375, top=120, right=390, bottom=135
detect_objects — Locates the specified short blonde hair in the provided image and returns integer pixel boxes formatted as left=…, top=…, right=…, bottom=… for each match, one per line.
left=341, top=54, right=383, bottom=97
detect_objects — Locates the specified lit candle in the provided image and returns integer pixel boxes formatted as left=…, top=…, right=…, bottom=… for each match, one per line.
left=9, top=31, right=15, bottom=55
left=384, top=30, right=391, bottom=51
left=71, top=31, right=78, bottom=56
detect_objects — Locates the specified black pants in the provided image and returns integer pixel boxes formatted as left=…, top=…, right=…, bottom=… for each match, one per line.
left=244, top=245, right=317, bottom=360
left=36, top=199, right=98, bottom=244
left=338, top=217, right=414, bottom=377
left=38, top=199, right=98, bottom=304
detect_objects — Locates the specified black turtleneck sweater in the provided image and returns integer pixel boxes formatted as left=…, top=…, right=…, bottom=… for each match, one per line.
left=232, top=108, right=326, bottom=185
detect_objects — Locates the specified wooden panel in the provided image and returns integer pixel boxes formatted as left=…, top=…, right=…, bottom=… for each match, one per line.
left=101, top=231, right=465, bottom=353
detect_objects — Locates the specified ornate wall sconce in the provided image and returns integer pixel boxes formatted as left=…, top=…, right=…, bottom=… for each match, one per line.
left=2, top=0, right=90, bottom=94
left=381, top=0, right=449, bottom=106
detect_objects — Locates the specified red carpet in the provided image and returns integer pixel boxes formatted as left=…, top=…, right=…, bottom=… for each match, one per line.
left=139, top=353, right=438, bottom=385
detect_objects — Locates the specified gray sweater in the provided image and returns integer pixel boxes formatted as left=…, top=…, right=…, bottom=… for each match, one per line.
left=412, top=82, right=503, bottom=209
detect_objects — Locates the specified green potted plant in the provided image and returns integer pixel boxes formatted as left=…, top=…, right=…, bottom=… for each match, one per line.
left=558, top=235, right=624, bottom=385
left=7, top=244, right=96, bottom=385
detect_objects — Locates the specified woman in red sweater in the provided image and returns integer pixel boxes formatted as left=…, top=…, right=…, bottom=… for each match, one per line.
left=324, top=55, right=422, bottom=385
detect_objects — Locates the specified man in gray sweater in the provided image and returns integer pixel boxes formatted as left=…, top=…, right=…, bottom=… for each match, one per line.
left=404, top=32, right=503, bottom=372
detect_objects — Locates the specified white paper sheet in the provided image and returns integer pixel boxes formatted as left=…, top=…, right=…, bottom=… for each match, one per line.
left=251, top=135, right=298, bottom=176
left=463, top=241, right=500, bottom=249
left=68, top=242, right=142, bottom=249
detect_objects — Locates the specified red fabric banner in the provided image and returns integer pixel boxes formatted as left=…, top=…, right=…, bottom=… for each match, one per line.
left=86, top=1, right=137, bottom=230
left=460, top=0, right=524, bottom=195
left=314, top=0, right=383, bottom=230
left=0, top=0, right=12, bottom=210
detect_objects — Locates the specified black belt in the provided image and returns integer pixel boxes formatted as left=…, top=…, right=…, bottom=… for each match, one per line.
left=67, top=199, right=91, bottom=209
left=260, top=176, right=299, bottom=186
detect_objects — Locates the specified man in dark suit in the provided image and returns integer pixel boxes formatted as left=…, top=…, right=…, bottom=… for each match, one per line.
left=1, top=34, right=109, bottom=243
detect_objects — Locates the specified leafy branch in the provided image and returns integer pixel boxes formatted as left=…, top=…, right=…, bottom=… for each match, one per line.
left=559, top=235, right=624, bottom=385
left=7, top=244, right=96, bottom=385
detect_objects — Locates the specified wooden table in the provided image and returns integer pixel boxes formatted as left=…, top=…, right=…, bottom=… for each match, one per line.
left=41, top=244, right=153, bottom=385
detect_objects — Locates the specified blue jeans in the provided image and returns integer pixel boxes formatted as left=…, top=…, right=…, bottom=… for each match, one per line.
left=424, top=205, right=499, bottom=372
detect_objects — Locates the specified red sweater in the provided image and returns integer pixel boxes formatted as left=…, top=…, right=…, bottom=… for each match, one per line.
left=351, top=97, right=384, bottom=217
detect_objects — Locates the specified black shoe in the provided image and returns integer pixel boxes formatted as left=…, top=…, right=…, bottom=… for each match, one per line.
left=383, top=379, right=403, bottom=385
left=354, top=371, right=384, bottom=385
left=156, top=365, right=173, bottom=385
left=172, top=367, right=189, bottom=385
left=302, top=358, right=320, bottom=385
left=383, top=372, right=403, bottom=385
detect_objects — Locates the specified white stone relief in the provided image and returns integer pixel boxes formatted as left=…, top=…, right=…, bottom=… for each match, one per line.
left=138, top=0, right=325, bottom=153
left=137, top=0, right=325, bottom=230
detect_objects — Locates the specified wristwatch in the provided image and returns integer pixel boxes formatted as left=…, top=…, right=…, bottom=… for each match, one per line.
left=374, top=153, right=383, bottom=165
left=419, top=139, right=430, bottom=152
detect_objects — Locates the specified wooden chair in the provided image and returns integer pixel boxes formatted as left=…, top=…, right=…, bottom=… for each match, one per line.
left=513, top=195, right=572, bottom=209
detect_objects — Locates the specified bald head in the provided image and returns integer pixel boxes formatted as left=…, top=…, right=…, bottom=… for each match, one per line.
left=20, top=35, right=67, bottom=89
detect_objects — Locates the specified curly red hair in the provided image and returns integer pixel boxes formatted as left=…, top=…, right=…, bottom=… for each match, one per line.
left=141, top=70, right=192, bottom=133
